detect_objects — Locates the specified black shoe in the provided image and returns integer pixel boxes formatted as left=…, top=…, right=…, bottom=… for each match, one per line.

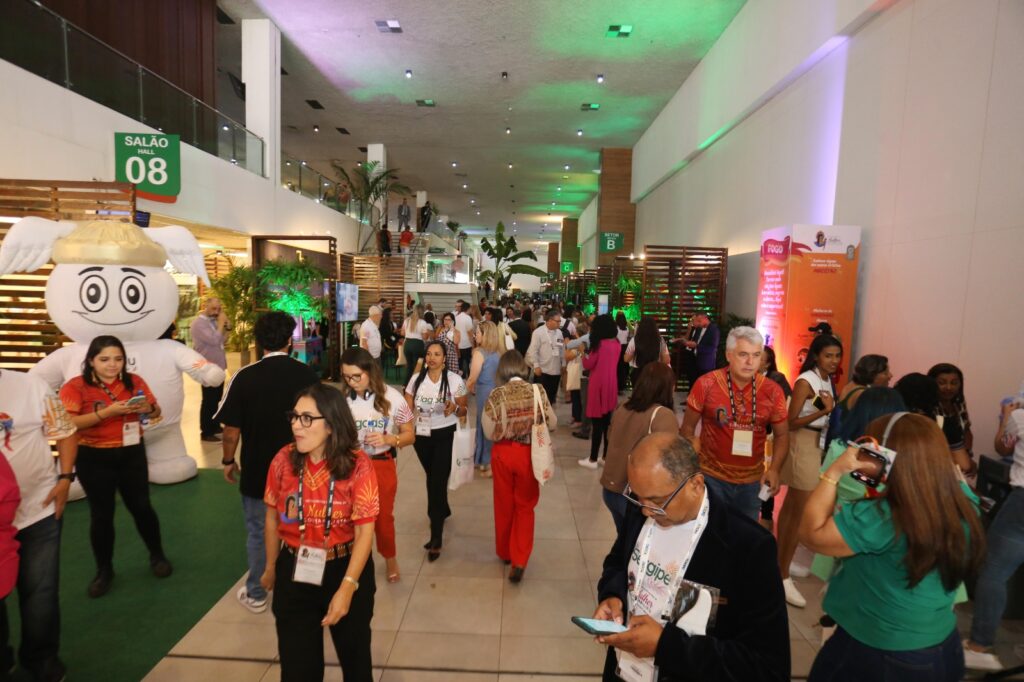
left=508, top=566, right=525, bottom=584
left=427, top=548, right=441, bottom=563
left=200, top=434, right=221, bottom=442
left=88, top=567, right=114, bottom=598
left=151, top=555, right=173, bottom=578
left=572, top=431, right=590, bottom=440
left=503, top=559, right=511, bottom=565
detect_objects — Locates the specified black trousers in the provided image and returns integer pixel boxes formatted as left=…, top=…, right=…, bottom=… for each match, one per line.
left=273, top=550, right=375, bottom=682
left=200, top=383, right=223, bottom=436
left=590, top=412, right=613, bottom=462
left=76, top=443, right=164, bottom=570
left=458, top=347, right=472, bottom=378
left=403, top=338, right=425, bottom=385
left=413, top=424, right=456, bottom=545
left=537, top=373, right=560, bottom=405
left=618, top=343, right=629, bottom=392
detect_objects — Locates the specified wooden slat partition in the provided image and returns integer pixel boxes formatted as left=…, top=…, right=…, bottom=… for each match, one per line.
left=0, top=179, right=135, bottom=222
left=345, top=255, right=407, bottom=322
left=0, top=223, right=65, bottom=370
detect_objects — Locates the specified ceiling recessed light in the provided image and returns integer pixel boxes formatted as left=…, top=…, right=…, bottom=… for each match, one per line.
left=306, top=99, right=325, bottom=110
left=405, top=69, right=413, bottom=79
left=470, top=199, right=476, bottom=204
left=336, top=127, right=350, bottom=135
left=451, top=161, right=458, bottom=167
left=501, top=71, right=508, bottom=80
left=505, top=127, right=511, bottom=135
left=375, top=19, right=402, bottom=33
left=415, top=99, right=436, bottom=107
left=221, top=124, right=230, bottom=131
left=476, top=211, right=481, bottom=215
left=606, top=24, right=633, bottom=38
left=507, top=162, right=513, bottom=169
left=562, top=175, right=569, bottom=180
left=313, top=125, right=320, bottom=133
left=551, top=202, right=556, bottom=206
left=557, top=186, right=562, bottom=191
left=285, top=161, right=291, bottom=166
left=576, top=129, right=583, bottom=136
left=301, top=161, right=307, bottom=166
left=564, top=164, right=571, bottom=171
left=581, top=103, right=600, bottom=111
left=462, top=184, right=468, bottom=189
left=596, top=74, right=605, bottom=84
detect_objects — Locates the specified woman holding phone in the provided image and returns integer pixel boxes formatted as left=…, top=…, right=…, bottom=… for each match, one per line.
left=436, top=312, right=463, bottom=376
left=406, top=341, right=469, bottom=561
left=262, top=383, right=379, bottom=682
left=776, top=333, right=842, bottom=608
left=59, top=335, right=169, bottom=598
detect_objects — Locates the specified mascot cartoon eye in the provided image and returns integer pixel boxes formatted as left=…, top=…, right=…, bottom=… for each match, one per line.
left=119, top=276, right=147, bottom=313
left=79, top=274, right=109, bottom=312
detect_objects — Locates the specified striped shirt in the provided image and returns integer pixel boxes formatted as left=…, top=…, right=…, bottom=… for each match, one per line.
left=481, top=378, right=557, bottom=445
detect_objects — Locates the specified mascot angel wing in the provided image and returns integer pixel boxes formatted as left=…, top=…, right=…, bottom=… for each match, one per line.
left=0, top=217, right=225, bottom=483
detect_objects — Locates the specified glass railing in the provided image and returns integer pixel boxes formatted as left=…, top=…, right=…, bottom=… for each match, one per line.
left=281, top=154, right=385, bottom=223
left=0, top=0, right=265, bottom=177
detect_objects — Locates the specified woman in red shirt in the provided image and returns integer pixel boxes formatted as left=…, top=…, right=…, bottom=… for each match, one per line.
left=58, top=335, right=168, bottom=598
left=262, top=383, right=379, bottom=682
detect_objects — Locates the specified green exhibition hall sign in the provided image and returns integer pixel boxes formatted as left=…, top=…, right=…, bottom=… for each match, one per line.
left=114, top=132, right=181, bottom=202
left=560, top=261, right=574, bottom=274
left=600, top=232, right=624, bottom=253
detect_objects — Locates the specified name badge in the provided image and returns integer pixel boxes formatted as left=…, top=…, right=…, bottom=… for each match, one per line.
left=731, top=429, right=753, bottom=457
left=818, top=422, right=829, bottom=451
left=616, top=650, right=655, bottom=682
left=292, top=545, right=327, bottom=585
left=122, top=421, right=141, bottom=446
left=416, top=408, right=432, bottom=436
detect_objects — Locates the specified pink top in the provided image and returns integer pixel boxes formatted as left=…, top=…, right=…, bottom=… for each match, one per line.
left=0, top=453, right=21, bottom=598
left=584, top=338, right=622, bottom=418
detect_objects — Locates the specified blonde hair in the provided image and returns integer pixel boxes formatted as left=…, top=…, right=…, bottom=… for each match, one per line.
left=476, top=321, right=503, bottom=354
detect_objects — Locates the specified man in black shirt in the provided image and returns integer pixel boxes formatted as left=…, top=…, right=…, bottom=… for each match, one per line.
left=509, top=308, right=532, bottom=358
left=215, top=311, right=319, bottom=613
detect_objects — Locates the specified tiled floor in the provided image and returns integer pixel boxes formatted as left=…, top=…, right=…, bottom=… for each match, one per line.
left=148, top=364, right=1024, bottom=680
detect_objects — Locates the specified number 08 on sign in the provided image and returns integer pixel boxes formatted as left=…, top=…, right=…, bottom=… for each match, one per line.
left=114, top=132, right=181, bottom=203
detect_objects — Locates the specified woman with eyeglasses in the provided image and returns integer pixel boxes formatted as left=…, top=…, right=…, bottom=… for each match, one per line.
left=59, top=334, right=169, bottom=598
left=435, top=312, right=463, bottom=376
left=800, top=413, right=984, bottom=681
left=341, top=347, right=415, bottom=584
left=405, top=340, right=469, bottom=561
left=262, top=383, right=379, bottom=682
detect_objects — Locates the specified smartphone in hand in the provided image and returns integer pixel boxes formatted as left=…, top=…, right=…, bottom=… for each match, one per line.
left=571, top=617, right=627, bottom=636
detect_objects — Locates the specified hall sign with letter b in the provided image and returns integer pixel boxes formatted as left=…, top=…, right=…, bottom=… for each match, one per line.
left=115, top=132, right=181, bottom=203
left=600, top=232, right=624, bottom=253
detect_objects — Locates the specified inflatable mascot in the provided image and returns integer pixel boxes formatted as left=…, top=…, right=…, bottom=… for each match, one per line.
left=0, top=217, right=225, bottom=483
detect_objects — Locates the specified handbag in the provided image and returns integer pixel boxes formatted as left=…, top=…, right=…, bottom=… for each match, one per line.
left=395, top=339, right=407, bottom=366
left=531, top=384, right=556, bottom=485
left=566, top=356, right=582, bottom=391
left=448, top=419, right=475, bottom=491
left=501, top=323, right=515, bottom=351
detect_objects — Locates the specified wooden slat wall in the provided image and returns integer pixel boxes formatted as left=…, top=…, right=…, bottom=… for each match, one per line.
left=597, top=148, right=636, bottom=266
left=0, top=179, right=135, bottom=222
left=345, top=255, right=406, bottom=322
left=611, top=257, right=644, bottom=315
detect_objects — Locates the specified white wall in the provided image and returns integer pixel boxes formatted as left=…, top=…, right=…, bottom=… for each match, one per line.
left=0, top=60, right=359, bottom=252
left=479, top=251, right=546, bottom=293
left=632, top=0, right=1024, bottom=450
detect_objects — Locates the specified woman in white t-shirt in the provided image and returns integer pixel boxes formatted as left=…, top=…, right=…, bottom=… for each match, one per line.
left=405, top=341, right=469, bottom=562
left=342, top=347, right=415, bottom=583
left=400, top=304, right=433, bottom=384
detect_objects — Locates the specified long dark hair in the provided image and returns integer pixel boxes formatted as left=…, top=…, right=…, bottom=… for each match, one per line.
left=289, top=383, right=360, bottom=480
left=633, top=317, right=662, bottom=369
left=615, top=311, right=627, bottom=331
left=867, top=413, right=985, bottom=590
left=82, top=335, right=134, bottom=392
left=836, top=387, right=906, bottom=442
left=894, top=373, right=939, bottom=418
left=624, top=362, right=675, bottom=412
left=412, top=341, right=452, bottom=402
left=590, top=314, right=618, bottom=346
left=927, top=363, right=966, bottom=406
left=799, top=334, right=843, bottom=375
left=340, top=347, right=391, bottom=417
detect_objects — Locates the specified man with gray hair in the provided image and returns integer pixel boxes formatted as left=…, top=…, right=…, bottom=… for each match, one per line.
left=679, top=326, right=789, bottom=521
left=190, top=296, right=229, bottom=442
left=525, top=309, right=566, bottom=404
left=360, top=305, right=383, bottom=361
left=593, top=432, right=789, bottom=681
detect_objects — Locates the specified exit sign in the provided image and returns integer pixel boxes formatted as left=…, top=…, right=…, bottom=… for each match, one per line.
left=600, top=232, right=624, bottom=253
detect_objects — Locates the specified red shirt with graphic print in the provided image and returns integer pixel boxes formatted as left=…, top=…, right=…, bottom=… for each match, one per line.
left=264, top=445, right=379, bottom=549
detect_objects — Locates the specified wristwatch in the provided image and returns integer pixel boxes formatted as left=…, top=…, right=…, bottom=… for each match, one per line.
left=58, top=472, right=76, bottom=483
left=222, top=458, right=236, bottom=466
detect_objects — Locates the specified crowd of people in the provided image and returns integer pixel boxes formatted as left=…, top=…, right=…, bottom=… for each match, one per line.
left=2, top=291, right=1022, bottom=681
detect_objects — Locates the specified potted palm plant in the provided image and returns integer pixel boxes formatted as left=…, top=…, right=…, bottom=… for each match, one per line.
left=330, top=160, right=411, bottom=252
left=477, top=222, right=548, bottom=291
left=210, top=263, right=260, bottom=366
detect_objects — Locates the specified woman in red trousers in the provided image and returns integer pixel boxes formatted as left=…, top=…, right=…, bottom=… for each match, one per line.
left=481, top=350, right=557, bottom=583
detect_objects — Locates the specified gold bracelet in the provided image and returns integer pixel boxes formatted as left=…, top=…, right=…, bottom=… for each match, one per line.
left=819, top=473, right=839, bottom=487
left=343, top=576, right=359, bottom=590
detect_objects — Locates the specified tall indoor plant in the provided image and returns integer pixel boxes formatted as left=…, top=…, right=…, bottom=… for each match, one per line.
left=330, top=160, right=411, bottom=252
left=477, top=221, right=548, bottom=291
left=210, top=263, right=260, bottom=365
left=257, top=258, right=331, bottom=322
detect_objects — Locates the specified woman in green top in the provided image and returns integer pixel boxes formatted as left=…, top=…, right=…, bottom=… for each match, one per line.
left=800, top=412, right=985, bottom=682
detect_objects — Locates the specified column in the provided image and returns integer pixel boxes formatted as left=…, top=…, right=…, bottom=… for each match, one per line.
left=546, top=242, right=560, bottom=277
left=241, top=19, right=281, bottom=184
left=597, top=148, right=636, bottom=266
left=561, top=218, right=580, bottom=271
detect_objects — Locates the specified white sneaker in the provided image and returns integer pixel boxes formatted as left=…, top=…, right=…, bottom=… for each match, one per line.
left=237, top=585, right=268, bottom=614
left=789, top=561, right=811, bottom=578
left=783, top=578, right=806, bottom=608
left=962, top=641, right=1002, bottom=671
left=577, top=458, right=599, bottom=470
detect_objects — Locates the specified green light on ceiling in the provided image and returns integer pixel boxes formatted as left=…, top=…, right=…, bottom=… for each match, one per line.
left=581, top=103, right=600, bottom=111
left=606, top=24, right=633, bottom=38
left=415, top=99, right=436, bottom=107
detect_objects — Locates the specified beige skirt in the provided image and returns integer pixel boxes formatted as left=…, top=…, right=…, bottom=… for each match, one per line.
left=781, top=427, right=824, bottom=492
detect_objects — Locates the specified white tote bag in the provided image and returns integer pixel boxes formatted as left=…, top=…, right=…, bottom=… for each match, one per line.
left=501, top=322, right=516, bottom=351
left=531, top=384, right=556, bottom=485
left=448, top=419, right=475, bottom=491
left=566, top=356, right=582, bottom=391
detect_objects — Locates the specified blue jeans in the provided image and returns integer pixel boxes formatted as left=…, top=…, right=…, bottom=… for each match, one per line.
left=971, top=486, right=1024, bottom=646
left=474, top=383, right=494, bottom=467
left=242, top=495, right=267, bottom=601
left=808, top=626, right=963, bottom=682
left=602, top=488, right=628, bottom=536
left=702, top=474, right=762, bottom=521
left=0, top=514, right=62, bottom=679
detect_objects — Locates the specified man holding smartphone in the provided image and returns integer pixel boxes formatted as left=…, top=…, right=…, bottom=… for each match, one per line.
left=680, top=327, right=789, bottom=521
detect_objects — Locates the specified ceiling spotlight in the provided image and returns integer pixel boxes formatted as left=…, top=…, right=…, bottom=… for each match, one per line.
left=507, top=162, right=513, bottom=169
left=476, top=210, right=481, bottom=215
left=501, top=71, right=508, bottom=80
left=404, top=69, right=413, bottom=78
left=505, top=127, right=511, bottom=135
left=551, top=202, right=556, bottom=206
left=221, top=124, right=230, bottom=131
left=576, top=129, right=583, bottom=136
left=462, top=183, right=468, bottom=189
left=596, top=74, right=605, bottom=84
left=470, top=198, right=476, bottom=204
left=512, top=221, right=517, bottom=226
left=451, top=161, right=458, bottom=167
left=564, top=164, right=571, bottom=171
left=313, top=125, right=320, bottom=133
left=557, top=186, right=562, bottom=192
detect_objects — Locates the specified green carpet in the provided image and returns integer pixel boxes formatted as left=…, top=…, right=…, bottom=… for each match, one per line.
left=7, top=469, right=247, bottom=681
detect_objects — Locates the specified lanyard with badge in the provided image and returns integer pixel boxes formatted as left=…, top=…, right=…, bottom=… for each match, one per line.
left=97, top=381, right=141, bottom=447
left=726, top=374, right=756, bottom=457
left=416, top=379, right=446, bottom=436
left=292, top=465, right=336, bottom=585
left=619, top=492, right=711, bottom=682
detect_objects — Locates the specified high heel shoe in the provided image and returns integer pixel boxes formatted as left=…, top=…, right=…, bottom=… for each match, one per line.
left=427, top=547, right=442, bottom=562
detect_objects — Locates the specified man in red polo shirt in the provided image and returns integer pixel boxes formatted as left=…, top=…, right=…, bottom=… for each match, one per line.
left=681, top=326, right=789, bottom=520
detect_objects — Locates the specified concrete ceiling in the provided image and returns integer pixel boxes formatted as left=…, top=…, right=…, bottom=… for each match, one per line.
left=216, top=0, right=746, bottom=249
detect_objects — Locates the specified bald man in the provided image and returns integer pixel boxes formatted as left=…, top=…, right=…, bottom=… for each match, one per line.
left=593, top=433, right=789, bottom=682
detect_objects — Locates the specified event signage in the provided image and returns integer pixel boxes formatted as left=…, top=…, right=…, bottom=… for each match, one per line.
left=560, top=260, right=574, bottom=274
left=754, top=224, right=861, bottom=387
left=599, top=232, right=624, bottom=253
left=114, top=132, right=181, bottom=203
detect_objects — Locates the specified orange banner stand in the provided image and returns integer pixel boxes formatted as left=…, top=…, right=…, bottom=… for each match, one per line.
left=755, top=224, right=861, bottom=389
